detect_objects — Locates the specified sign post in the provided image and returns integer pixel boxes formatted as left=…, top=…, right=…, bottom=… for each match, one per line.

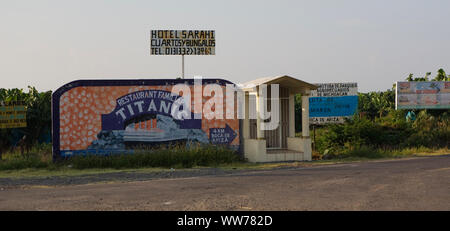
left=313, top=125, right=316, bottom=151
left=182, top=54, right=184, bottom=79
left=150, top=30, right=216, bottom=79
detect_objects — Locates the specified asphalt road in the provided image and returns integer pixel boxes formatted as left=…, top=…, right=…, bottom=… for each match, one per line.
left=0, top=156, right=449, bottom=210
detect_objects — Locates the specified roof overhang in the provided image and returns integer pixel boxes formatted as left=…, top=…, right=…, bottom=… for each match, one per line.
left=240, top=75, right=318, bottom=94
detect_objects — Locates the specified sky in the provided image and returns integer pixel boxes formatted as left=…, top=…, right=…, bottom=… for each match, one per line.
left=1, top=0, right=449, bottom=93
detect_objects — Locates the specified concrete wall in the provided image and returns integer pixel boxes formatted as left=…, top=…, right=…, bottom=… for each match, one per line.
left=302, top=138, right=312, bottom=161
left=287, top=137, right=303, bottom=152
left=243, top=139, right=266, bottom=162
left=243, top=137, right=311, bottom=162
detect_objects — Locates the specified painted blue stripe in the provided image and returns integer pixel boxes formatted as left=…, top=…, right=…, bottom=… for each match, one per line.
left=309, top=96, right=358, bottom=117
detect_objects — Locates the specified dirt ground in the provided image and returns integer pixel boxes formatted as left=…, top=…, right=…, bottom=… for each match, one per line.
left=0, top=156, right=449, bottom=210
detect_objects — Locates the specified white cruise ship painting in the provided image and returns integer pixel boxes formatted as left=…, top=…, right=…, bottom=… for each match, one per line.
left=89, top=114, right=209, bottom=150
left=123, top=114, right=191, bottom=142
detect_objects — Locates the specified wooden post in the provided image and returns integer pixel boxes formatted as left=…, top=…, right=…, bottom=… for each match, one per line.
left=182, top=55, right=185, bottom=79
left=313, top=125, right=316, bottom=151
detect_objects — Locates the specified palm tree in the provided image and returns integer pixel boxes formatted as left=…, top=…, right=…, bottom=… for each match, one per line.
left=434, top=68, right=449, bottom=81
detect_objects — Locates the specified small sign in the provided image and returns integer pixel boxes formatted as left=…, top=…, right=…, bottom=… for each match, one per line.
left=310, top=83, right=358, bottom=97
left=0, top=102, right=27, bottom=129
left=150, top=30, right=215, bottom=55
left=209, top=124, right=237, bottom=145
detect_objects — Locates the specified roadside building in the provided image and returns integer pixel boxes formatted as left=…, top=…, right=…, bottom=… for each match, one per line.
left=52, top=76, right=317, bottom=163
left=240, top=75, right=317, bottom=162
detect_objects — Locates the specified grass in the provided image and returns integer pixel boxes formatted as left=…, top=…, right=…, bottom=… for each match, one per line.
left=0, top=166, right=170, bottom=179
left=66, top=144, right=242, bottom=169
left=316, top=146, right=449, bottom=160
left=0, top=143, right=448, bottom=179
left=0, top=144, right=53, bottom=171
left=0, top=143, right=243, bottom=174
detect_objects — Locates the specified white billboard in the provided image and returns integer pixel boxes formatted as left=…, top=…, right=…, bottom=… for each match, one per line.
left=310, top=83, right=358, bottom=97
left=396, top=81, right=450, bottom=109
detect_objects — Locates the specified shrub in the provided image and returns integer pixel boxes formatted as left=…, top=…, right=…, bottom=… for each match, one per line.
left=0, top=153, right=49, bottom=170
left=65, top=144, right=243, bottom=169
left=315, top=109, right=449, bottom=159
left=0, top=87, right=52, bottom=152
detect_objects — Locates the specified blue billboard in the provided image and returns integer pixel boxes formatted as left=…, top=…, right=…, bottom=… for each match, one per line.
left=309, top=95, right=358, bottom=117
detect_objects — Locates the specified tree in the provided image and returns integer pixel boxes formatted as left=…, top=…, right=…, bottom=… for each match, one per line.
left=407, top=69, right=449, bottom=82
left=433, top=68, right=449, bottom=81
left=294, top=94, right=303, bottom=133
left=406, top=73, right=414, bottom=81
left=0, top=87, right=52, bottom=153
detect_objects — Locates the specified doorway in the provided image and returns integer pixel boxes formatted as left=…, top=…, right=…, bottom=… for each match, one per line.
left=265, top=87, right=289, bottom=149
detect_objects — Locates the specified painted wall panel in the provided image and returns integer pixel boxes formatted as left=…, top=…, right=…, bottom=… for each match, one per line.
left=52, top=79, right=240, bottom=159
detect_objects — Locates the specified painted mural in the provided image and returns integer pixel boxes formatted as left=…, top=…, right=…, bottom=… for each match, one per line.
left=52, top=79, right=240, bottom=158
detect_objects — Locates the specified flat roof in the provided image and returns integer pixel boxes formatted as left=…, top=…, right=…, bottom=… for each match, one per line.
left=240, top=75, right=318, bottom=94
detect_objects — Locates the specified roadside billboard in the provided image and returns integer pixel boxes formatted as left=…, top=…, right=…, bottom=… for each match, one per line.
left=52, top=79, right=240, bottom=159
left=0, top=102, right=27, bottom=129
left=150, top=30, right=215, bottom=55
left=309, top=83, right=358, bottom=124
left=396, top=81, right=450, bottom=109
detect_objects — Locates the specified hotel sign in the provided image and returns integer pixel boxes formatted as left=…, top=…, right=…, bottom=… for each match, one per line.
left=150, top=30, right=215, bottom=55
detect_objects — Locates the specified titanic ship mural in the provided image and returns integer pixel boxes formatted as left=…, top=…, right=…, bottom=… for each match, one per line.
left=88, top=90, right=209, bottom=150
left=52, top=79, right=240, bottom=158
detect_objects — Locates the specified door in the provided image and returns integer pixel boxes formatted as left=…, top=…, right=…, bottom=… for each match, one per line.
left=280, top=87, right=290, bottom=149
left=264, top=87, right=289, bottom=149
left=265, top=85, right=281, bottom=149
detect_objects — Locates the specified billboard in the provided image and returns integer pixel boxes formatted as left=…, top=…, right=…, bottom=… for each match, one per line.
left=52, top=79, right=240, bottom=159
left=309, top=83, right=358, bottom=124
left=0, top=102, right=27, bottom=129
left=150, top=30, right=215, bottom=55
left=396, top=81, right=450, bottom=109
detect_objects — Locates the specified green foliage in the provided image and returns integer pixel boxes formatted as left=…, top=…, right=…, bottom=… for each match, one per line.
left=0, top=143, right=242, bottom=170
left=0, top=154, right=49, bottom=170
left=316, top=114, right=409, bottom=154
left=0, top=87, right=52, bottom=152
left=434, top=68, right=449, bottom=81
left=315, top=68, right=449, bottom=159
left=0, top=143, right=52, bottom=170
left=358, top=90, right=395, bottom=119
left=315, top=101, right=449, bottom=158
left=294, top=94, right=303, bottom=133
left=406, top=68, right=449, bottom=82
left=68, top=144, right=242, bottom=169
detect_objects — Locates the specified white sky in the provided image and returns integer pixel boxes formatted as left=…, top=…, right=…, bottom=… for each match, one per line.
left=1, top=0, right=449, bottom=93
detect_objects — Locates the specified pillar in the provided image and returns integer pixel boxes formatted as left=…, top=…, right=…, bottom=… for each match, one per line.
left=301, top=92, right=310, bottom=138
left=289, top=93, right=295, bottom=137
left=243, top=93, right=250, bottom=139
left=256, top=88, right=264, bottom=139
